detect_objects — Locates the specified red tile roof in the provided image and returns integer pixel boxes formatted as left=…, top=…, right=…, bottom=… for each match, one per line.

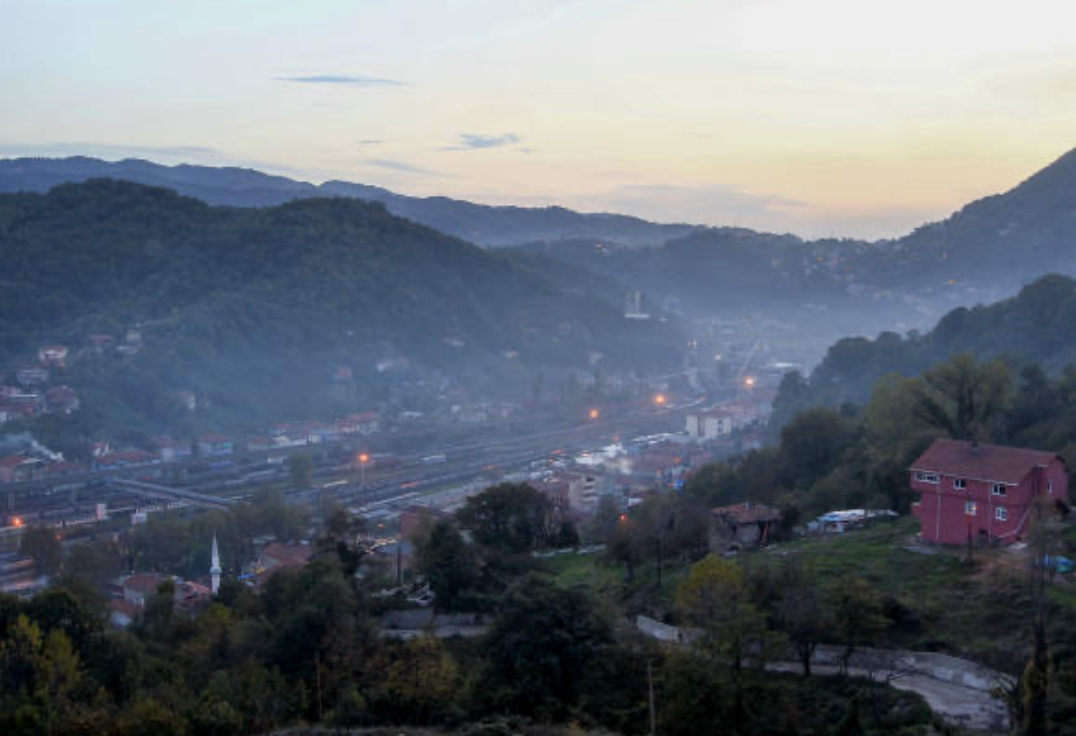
left=199, top=434, right=230, bottom=443
left=123, top=572, right=166, bottom=594
left=0, top=454, right=37, bottom=469
left=712, top=502, right=781, bottom=524
left=260, top=542, right=315, bottom=571
left=910, top=438, right=1060, bottom=485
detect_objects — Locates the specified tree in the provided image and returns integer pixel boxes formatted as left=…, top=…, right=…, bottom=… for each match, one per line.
left=678, top=555, right=766, bottom=674
left=377, top=637, right=463, bottom=724
left=607, top=515, right=646, bottom=581
left=287, top=451, right=314, bottom=489
left=19, top=526, right=62, bottom=576
left=677, top=555, right=769, bottom=727
left=457, top=483, right=552, bottom=554
left=480, top=573, right=612, bottom=718
left=912, top=354, right=1013, bottom=441
left=416, top=520, right=479, bottom=611
left=1021, top=499, right=1066, bottom=736
left=591, top=494, right=622, bottom=542
left=780, top=407, right=857, bottom=489
left=776, top=563, right=828, bottom=677
left=826, top=574, right=887, bottom=673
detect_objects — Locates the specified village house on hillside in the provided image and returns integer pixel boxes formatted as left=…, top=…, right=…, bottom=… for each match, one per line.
left=709, top=501, right=781, bottom=552
left=909, top=438, right=1069, bottom=545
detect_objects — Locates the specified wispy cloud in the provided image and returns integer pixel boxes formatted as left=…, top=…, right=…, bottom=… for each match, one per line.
left=358, top=139, right=383, bottom=147
left=363, top=158, right=441, bottom=176
left=443, top=133, right=522, bottom=151
left=275, top=74, right=405, bottom=87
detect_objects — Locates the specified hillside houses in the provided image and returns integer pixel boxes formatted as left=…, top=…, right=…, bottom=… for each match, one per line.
left=910, top=438, right=1070, bottom=545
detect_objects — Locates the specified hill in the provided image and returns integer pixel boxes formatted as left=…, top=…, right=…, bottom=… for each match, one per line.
left=776, top=273, right=1076, bottom=408
left=521, top=149, right=1076, bottom=370
left=0, top=180, right=684, bottom=436
left=0, top=156, right=699, bottom=247
left=9, top=148, right=1076, bottom=366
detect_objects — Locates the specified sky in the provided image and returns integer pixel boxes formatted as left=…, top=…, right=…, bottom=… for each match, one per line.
left=3, top=0, right=1076, bottom=239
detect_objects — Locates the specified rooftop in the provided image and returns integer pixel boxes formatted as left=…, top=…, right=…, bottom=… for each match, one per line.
left=712, top=501, right=781, bottom=524
left=910, top=438, right=1060, bottom=485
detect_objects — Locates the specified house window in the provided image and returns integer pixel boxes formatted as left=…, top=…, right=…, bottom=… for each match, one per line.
left=991, top=484, right=1007, bottom=497
left=915, top=471, right=939, bottom=484
left=995, top=507, right=1008, bottom=522
left=965, top=501, right=977, bottom=516
left=953, top=478, right=966, bottom=489
left=1048, top=480, right=1054, bottom=494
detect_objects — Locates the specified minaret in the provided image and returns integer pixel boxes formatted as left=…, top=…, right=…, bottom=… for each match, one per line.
left=210, top=534, right=221, bottom=595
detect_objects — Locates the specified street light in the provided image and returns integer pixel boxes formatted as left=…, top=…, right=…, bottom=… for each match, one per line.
left=744, top=376, right=756, bottom=388
left=653, top=393, right=667, bottom=406
left=358, top=453, right=369, bottom=484
left=588, top=408, right=600, bottom=420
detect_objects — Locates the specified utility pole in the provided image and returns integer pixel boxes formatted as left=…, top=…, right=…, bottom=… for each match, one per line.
left=315, top=652, right=324, bottom=722
left=648, top=658, right=657, bottom=736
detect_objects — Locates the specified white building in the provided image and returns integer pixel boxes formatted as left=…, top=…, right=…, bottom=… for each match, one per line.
left=685, top=412, right=733, bottom=442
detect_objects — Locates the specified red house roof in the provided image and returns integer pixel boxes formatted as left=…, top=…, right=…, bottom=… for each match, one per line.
left=910, top=438, right=1060, bottom=485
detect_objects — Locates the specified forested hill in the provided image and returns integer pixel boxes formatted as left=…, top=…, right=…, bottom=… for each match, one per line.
left=0, top=179, right=683, bottom=434
left=0, top=157, right=699, bottom=247
left=775, top=274, right=1076, bottom=411
left=522, top=147, right=1076, bottom=355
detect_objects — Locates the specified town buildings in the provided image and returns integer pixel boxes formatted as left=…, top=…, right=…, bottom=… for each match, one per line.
left=909, top=438, right=1069, bottom=545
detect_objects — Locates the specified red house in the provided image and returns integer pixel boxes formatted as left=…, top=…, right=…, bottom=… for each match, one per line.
left=909, top=438, right=1069, bottom=545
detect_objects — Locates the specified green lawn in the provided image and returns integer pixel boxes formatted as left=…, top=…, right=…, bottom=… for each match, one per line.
left=545, top=518, right=1076, bottom=672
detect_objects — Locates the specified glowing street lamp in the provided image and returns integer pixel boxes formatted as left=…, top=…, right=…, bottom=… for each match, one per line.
left=358, top=453, right=370, bottom=484
left=744, top=376, right=756, bottom=388
left=653, top=393, right=667, bottom=406
left=588, top=408, right=600, bottom=420
left=12, top=517, right=23, bottom=528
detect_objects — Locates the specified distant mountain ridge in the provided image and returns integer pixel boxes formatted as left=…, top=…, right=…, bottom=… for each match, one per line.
left=0, top=156, right=700, bottom=247
left=7, top=148, right=1076, bottom=366
left=0, top=179, right=683, bottom=436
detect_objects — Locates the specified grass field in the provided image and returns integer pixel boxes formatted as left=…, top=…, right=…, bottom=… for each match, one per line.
left=543, top=517, right=1076, bottom=672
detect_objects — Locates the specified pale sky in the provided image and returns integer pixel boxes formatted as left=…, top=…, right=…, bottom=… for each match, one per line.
left=3, top=0, right=1076, bottom=239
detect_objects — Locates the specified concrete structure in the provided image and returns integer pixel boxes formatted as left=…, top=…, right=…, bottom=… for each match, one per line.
left=210, top=534, right=221, bottom=595
left=566, top=468, right=614, bottom=514
left=709, top=501, right=781, bottom=551
left=686, top=411, right=733, bottom=442
left=909, top=439, right=1069, bottom=545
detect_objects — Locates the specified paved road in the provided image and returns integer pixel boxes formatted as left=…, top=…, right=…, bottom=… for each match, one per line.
left=767, top=662, right=1010, bottom=733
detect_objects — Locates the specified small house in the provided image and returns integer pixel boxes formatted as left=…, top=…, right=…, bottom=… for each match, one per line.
left=709, top=502, right=781, bottom=552
left=198, top=434, right=233, bottom=457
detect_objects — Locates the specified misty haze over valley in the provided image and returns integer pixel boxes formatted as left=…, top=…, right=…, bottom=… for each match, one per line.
left=5, top=3, right=1076, bottom=735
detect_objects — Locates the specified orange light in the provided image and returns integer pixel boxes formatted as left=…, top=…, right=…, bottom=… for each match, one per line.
left=619, top=514, right=627, bottom=522
left=12, top=517, right=23, bottom=528
left=744, top=376, right=756, bottom=387
left=588, top=408, right=600, bottom=420
left=654, top=394, right=667, bottom=405
left=358, top=453, right=370, bottom=464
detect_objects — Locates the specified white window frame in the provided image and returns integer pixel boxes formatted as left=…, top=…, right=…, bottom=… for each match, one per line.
left=915, top=471, right=939, bottom=484
left=995, top=506, right=1008, bottom=522
left=991, top=483, right=1007, bottom=497
left=953, top=478, right=966, bottom=489
left=965, top=501, right=977, bottom=516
